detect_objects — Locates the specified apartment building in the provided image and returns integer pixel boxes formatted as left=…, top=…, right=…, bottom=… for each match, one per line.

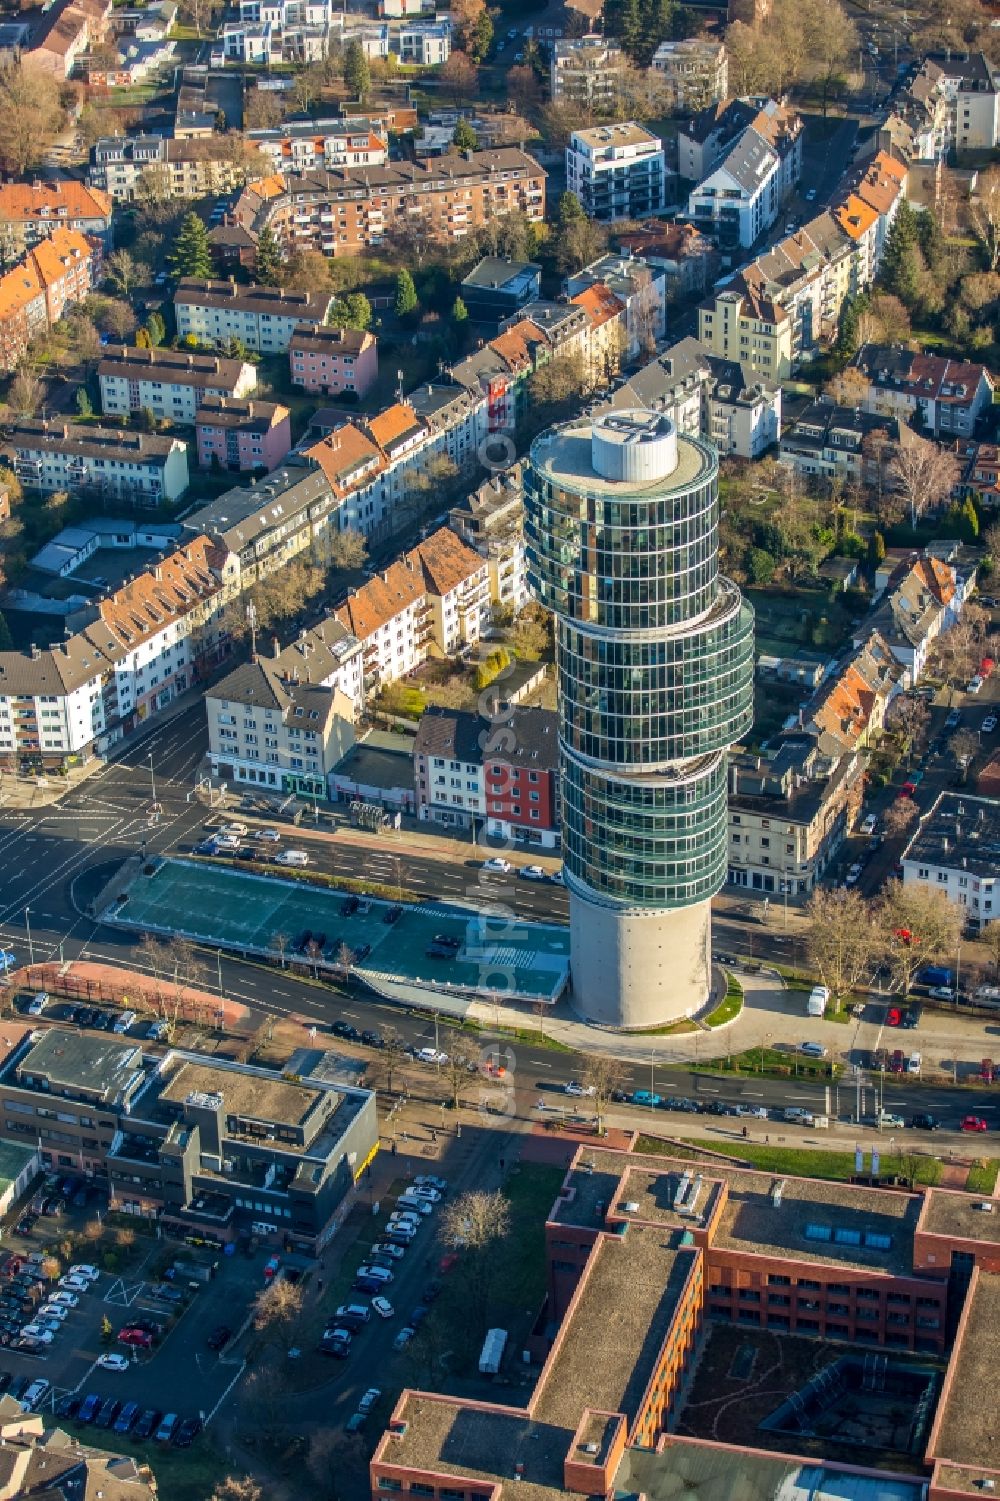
left=405, top=379, right=487, bottom=475
left=0, top=181, right=113, bottom=259
left=227, top=148, right=546, bottom=258
left=448, top=464, right=528, bottom=612
left=371, top=1140, right=1000, bottom=1501
left=218, top=16, right=329, bottom=62
left=609, top=334, right=782, bottom=460
left=22, top=0, right=110, bottom=75
left=679, top=96, right=801, bottom=188
left=801, top=628, right=903, bottom=758
left=651, top=38, right=728, bottom=113
left=174, top=279, right=332, bottom=354
left=246, top=120, right=387, bottom=173
left=952, top=438, right=1000, bottom=508
left=0, top=228, right=101, bottom=372
left=864, top=553, right=972, bottom=682
left=851, top=344, right=995, bottom=439
left=89, top=134, right=266, bottom=202
left=335, top=528, right=489, bottom=696
left=206, top=634, right=359, bottom=801
left=303, top=424, right=387, bottom=537
left=7, top=419, right=190, bottom=504
left=698, top=284, right=793, bottom=380
left=98, top=346, right=258, bottom=423
left=0, top=1028, right=378, bottom=1251
left=616, top=221, right=720, bottom=302
left=195, top=396, right=292, bottom=473
left=413, top=703, right=558, bottom=842
left=182, top=464, right=337, bottom=584
left=687, top=123, right=781, bottom=248
left=779, top=398, right=902, bottom=484
left=902, top=791, right=999, bottom=931
left=566, top=124, right=666, bottom=222
left=889, top=50, right=1000, bottom=161
left=0, top=1404, right=155, bottom=1501
left=550, top=34, right=626, bottom=107
left=0, top=534, right=236, bottom=768
left=568, top=281, right=628, bottom=385
left=563, top=251, right=667, bottom=362
left=289, top=325, right=378, bottom=397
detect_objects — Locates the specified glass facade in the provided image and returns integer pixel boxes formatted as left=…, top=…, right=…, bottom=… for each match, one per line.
left=525, top=411, right=754, bottom=913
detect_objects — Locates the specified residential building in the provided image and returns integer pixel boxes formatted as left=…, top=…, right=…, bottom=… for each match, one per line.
left=196, top=396, right=292, bottom=473
left=206, top=626, right=361, bottom=800
left=302, top=424, right=387, bottom=538
left=413, top=703, right=559, bottom=843
left=0, top=180, right=113, bottom=259
left=550, top=34, right=626, bottom=107
left=246, top=120, right=388, bottom=173
left=395, top=18, right=450, bottom=63
left=289, top=325, right=378, bottom=397
left=864, top=553, right=973, bottom=682
left=698, top=284, right=793, bottom=381
left=651, top=38, right=728, bottom=113
left=610, top=334, right=782, bottom=460
left=0, top=227, right=101, bottom=372
left=459, top=256, right=542, bottom=323
left=174, top=278, right=331, bottom=354
left=888, top=51, right=1000, bottom=161
left=564, top=252, right=667, bottom=361
left=98, top=346, right=258, bottom=423
left=566, top=124, right=666, bottom=222
left=449, top=463, right=528, bottom=611
left=219, top=17, right=330, bottom=63
left=371, top=1140, right=1000, bottom=1501
left=728, top=736, right=867, bottom=896
left=182, top=464, right=336, bottom=584
left=687, top=123, right=781, bottom=248
left=0, top=1403, right=156, bottom=1500
left=364, top=402, right=431, bottom=506
left=28, top=517, right=182, bottom=579
left=952, top=439, right=1000, bottom=509
left=902, top=791, right=999, bottom=931
left=779, top=398, right=902, bottom=484
left=335, top=527, right=490, bottom=695
left=569, top=281, right=628, bottom=384
left=0, top=1027, right=378, bottom=1251
left=88, top=133, right=267, bottom=203
left=616, top=221, right=720, bottom=302
left=851, top=344, right=996, bottom=439
left=678, top=96, right=801, bottom=186
left=7, top=419, right=190, bottom=504
left=799, top=628, right=903, bottom=761
left=406, top=380, right=487, bottom=475
left=226, top=148, right=546, bottom=258
left=504, top=300, right=593, bottom=369
left=22, top=0, right=110, bottom=75
left=0, top=534, right=236, bottom=769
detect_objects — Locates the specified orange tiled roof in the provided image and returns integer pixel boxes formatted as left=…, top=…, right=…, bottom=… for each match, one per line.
left=491, top=319, right=546, bottom=372
left=29, top=228, right=95, bottom=290
left=570, top=281, right=625, bottom=329
left=911, top=555, right=955, bottom=608
left=0, top=181, right=112, bottom=223
left=873, top=150, right=907, bottom=184
left=247, top=173, right=286, bottom=201
left=835, top=195, right=879, bottom=241
left=367, top=402, right=423, bottom=452
left=0, top=260, right=43, bottom=322
left=83, top=535, right=222, bottom=658
left=334, top=527, right=485, bottom=639
left=305, top=423, right=384, bottom=496
left=412, top=527, right=485, bottom=598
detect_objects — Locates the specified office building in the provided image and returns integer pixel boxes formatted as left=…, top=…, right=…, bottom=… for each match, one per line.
left=524, top=408, right=754, bottom=1027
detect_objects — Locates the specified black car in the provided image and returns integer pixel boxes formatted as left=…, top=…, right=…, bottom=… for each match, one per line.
left=361, top=1030, right=384, bottom=1048
left=292, top=931, right=310, bottom=953
left=701, top=1100, right=737, bottom=1116
left=236, top=846, right=259, bottom=862
left=94, top=1398, right=122, bottom=1430
left=133, top=1409, right=161, bottom=1441
left=0, top=1373, right=11, bottom=1394
left=56, top=1393, right=81, bottom=1420
left=77, top=1393, right=102, bottom=1424
left=206, top=1325, right=231, bottom=1351
left=432, top=934, right=461, bottom=950
left=409, top=1304, right=429, bottom=1326
left=910, top=1112, right=940, bottom=1130
left=902, top=1005, right=923, bottom=1029
left=114, top=1401, right=141, bottom=1435
left=312, top=932, right=327, bottom=952
left=15, top=1215, right=36, bottom=1234
left=384, top=905, right=402, bottom=924
left=75, top=1009, right=96, bottom=1029
left=92, top=1011, right=111, bottom=1030
left=331, top=1020, right=359, bottom=1040
left=173, top=1417, right=202, bottom=1447
left=425, top=943, right=455, bottom=960
left=342, top=895, right=360, bottom=916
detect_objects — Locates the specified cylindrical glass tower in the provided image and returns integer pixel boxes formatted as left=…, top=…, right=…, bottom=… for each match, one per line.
left=524, top=409, right=754, bottom=1027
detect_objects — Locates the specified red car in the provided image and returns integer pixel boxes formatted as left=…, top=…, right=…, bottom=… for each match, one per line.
left=118, top=1327, right=153, bottom=1349
left=887, top=1007, right=903, bottom=1027
left=981, top=656, right=995, bottom=680
left=0, top=1256, right=22, bottom=1278
left=961, top=1116, right=988, bottom=1133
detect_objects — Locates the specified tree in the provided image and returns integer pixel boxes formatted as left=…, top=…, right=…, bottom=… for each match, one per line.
left=748, top=547, right=776, bottom=585
left=98, top=300, right=136, bottom=341
left=324, top=528, right=368, bottom=572
left=244, top=88, right=284, bottom=131
left=452, top=295, right=469, bottom=324
left=439, top=1189, right=510, bottom=1332
left=343, top=38, right=371, bottom=102
left=0, top=65, right=63, bottom=175
left=983, top=920, right=1000, bottom=983
left=802, top=0, right=858, bottom=114
left=469, top=7, right=493, bottom=61
left=75, top=388, right=93, bottom=419
left=879, top=200, right=923, bottom=308
left=395, top=268, right=419, bottom=321
left=582, top=1055, right=629, bottom=1135
left=252, top=1277, right=304, bottom=1349
left=885, top=692, right=931, bottom=759
left=453, top=120, right=478, bottom=151
left=985, top=521, right=1000, bottom=572
left=169, top=212, right=213, bottom=279
left=210, top=1478, right=264, bottom=1501
left=379, top=1029, right=407, bottom=1095
left=930, top=621, right=979, bottom=700
left=857, top=292, right=912, bottom=348
left=882, top=797, right=919, bottom=842
left=804, top=888, right=877, bottom=999
left=876, top=882, right=963, bottom=996
left=251, top=223, right=282, bottom=287
left=510, top=602, right=552, bottom=661
left=950, top=728, right=980, bottom=782
left=443, top=1036, right=480, bottom=1110
left=889, top=435, right=960, bottom=529
left=970, top=165, right=1000, bottom=273
left=8, top=368, right=43, bottom=420
left=508, top=64, right=542, bottom=116
left=554, top=191, right=607, bottom=274
left=283, top=250, right=332, bottom=293
left=440, top=51, right=478, bottom=106
left=329, top=292, right=372, bottom=331
left=451, top=0, right=488, bottom=54
left=145, top=311, right=166, bottom=348
left=104, top=249, right=144, bottom=298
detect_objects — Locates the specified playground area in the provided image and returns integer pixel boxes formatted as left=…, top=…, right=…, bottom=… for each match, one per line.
left=113, top=857, right=571, bottom=1005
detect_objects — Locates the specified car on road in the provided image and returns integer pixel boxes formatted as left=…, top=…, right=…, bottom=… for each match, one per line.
left=961, top=1115, right=988, bottom=1132
left=945, top=708, right=963, bottom=730
left=967, top=675, right=984, bottom=694
left=983, top=714, right=998, bottom=734
left=860, top=814, right=878, bottom=836
left=927, top=986, right=954, bottom=1001
left=481, top=857, right=512, bottom=874
left=910, top=1112, right=939, bottom=1130
left=800, top=1041, right=828, bottom=1058
left=518, top=865, right=547, bottom=881
left=632, top=1090, right=662, bottom=1108
left=207, top=1325, right=231, bottom=1351
left=393, top=1325, right=416, bottom=1350
left=415, top=1047, right=448, bottom=1065
left=887, top=1006, right=903, bottom=1026
left=564, top=1080, right=596, bottom=1097
left=98, top=1353, right=130, bottom=1372
left=735, top=1104, right=768, bottom=1119
left=784, top=1107, right=814, bottom=1124
left=845, top=862, right=864, bottom=887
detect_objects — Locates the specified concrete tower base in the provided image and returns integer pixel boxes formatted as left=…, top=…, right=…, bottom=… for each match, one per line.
left=568, top=889, right=712, bottom=1029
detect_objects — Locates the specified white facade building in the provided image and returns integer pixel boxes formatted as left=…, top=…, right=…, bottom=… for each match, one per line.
left=98, top=347, right=257, bottom=423
left=174, top=279, right=332, bottom=355
left=566, top=124, right=666, bottom=222
left=901, top=792, right=999, bottom=932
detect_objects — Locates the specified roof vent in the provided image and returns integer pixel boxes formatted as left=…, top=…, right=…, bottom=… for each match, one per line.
left=621, top=1201, right=640, bottom=1215
left=772, top=1179, right=785, bottom=1208
left=978, top=1201, right=994, bottom=1213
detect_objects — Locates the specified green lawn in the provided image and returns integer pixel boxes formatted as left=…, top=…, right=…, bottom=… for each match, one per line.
left=705, top=974, right=743, bottom=1028
left=635, top=1137, right=943, bottom=1186
left=697, top=1046, right=842, bottom=1081
left=965, top=1159, right=999, bottom=1195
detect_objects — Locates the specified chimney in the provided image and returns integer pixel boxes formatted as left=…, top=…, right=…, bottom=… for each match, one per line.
left=272, top=636, right=281, bottom=658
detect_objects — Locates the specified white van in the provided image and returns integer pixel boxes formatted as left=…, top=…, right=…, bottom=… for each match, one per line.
left=275, top=849, right=309, bottom=867
left=806, top=986, right=828, bottom=1018
left=907, top=1052, right=922, bottom=1076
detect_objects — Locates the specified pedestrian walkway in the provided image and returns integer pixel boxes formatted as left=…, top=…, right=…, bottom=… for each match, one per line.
left=17, top=958, right=250, bottom=1030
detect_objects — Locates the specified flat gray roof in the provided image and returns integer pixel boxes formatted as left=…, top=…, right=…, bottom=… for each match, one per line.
left=922, top=1187, right=1000, bottom=1245
left=18, top=1030, right=143, bottom=1101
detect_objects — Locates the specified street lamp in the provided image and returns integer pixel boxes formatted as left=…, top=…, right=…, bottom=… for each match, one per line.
left=148, top=753, right=157, bottom=812
left=24, top=908, right=33, bottom=966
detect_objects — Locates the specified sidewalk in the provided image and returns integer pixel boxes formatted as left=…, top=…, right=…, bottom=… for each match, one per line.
left=18, top=959, right=251, bottom=1030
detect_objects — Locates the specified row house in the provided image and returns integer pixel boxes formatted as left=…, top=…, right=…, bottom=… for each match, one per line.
left=98, top=346, right=257, bottom=423
left=0, top=181, right=113, bottom=260
left=413, top=703, right=559, bottom=845
left=0, top=534, right=237, bottom=769
left=803, top=628, right=904, bottom=759
left=563, top=252, right=667, bottom=363
left=613, top=333, right=782, bottom=460
left=303, top=424, right=387, bottom=537
left=851, top=344, right=995, bottom=440
left=195, top=396, right=292, bottom=473
left=289, top=325, right=378, bottom=397
left=884, top=50, right=1000, bottom=163
left=182, top=464, right=338, bottom=587
left=6, top=419, right=189, bottom=504
left=225, top=148, right=545, bottom=259
left=568, top=282, right=628, bottom=385
left=89, top=134, right=266, bottom=203
left=173, top=278, right=331, bottom=355
left=217, top=18, right=328, bottom=63
left=952, top=439, right=1000, bottom=509
left=615, top=221, right=720, bottom=303
left=0, top=228, right=101, bottom=373
left=779, top=397, right=903, bottom=484
left=448, top=463, right=528, bottom=613
left=247, top=121, right=387, bottom=174
left=452, top=318, right=549, bottom=432
left=406, top=380, right=487, bottom=474
left=863, top=553, right=974, bottom=683
left=335, top=527, right=489, bottom=696
left=353, top=17, right=451, bottom=64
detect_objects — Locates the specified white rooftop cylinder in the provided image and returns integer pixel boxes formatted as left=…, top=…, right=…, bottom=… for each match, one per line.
left=591, top=409, right=678, bottom=485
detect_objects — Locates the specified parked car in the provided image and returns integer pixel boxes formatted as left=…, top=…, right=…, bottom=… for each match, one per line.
left=800, top=1042, right=828, bottom=1058
left=46, top=1291, right=78, bottom=1309
left=393, top=1325, right=416, bottom=1351
left=94, top=1398, right=122, bottom=1430
left=910, top=1112, right=939, bottom=1130
left=133, top=1409, right=162, bottom=1441
left=359, top=1387, right=383, bottom=1412
left=632, top=1090, right=662, bottom=1108
left=860, top=814, right=878, bottom=836
left=415, top=1047, right=448, bottom=1065
left=174, top=1418, right=202, bottom=1447
left=69, top=1265, right=99, bottom=1283
left=967, top=675, right=984, bottom=694
left=118, top=1327, right=153, bottom=1349
left=961, top=1115, right=989, bottom=1132
left=983, top=714, right=998, bottom=734
left=887, top=1006, right=903, bottom=1027
left=564, top=1081, right=596, bottom=1097
left=371, top=1296, right=394, bottom=1319
left=902, top=1004, right=923, bottom=1028
left=114, top=1401, right=142, bottom=1435
left=154, top=1413, right=180, bottom=1443
left=26, top=993, right=49, bottom=1017
left=371, top=1243, right=405, bottom=1261
left=22, top=1379, right=49, bottom=1410
left=78, top=1394, right=102, bottom=1424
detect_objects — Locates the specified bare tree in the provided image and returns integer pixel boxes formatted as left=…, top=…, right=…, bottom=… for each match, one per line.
left=8, top=367, right=43, bottom=420
left=804, top=888, right=877, bottom=1000
left=876, top=882, right=963, bottom=996
left=335, top=941, right=354, bottom=974
left=970, top=164, right=1000, bottom=272
left=882, top=797, right=919, bottom=842
left=442, top=1036, right=480, bottom=1111
left=930, top=621, right=979, bottom=702
left=950, top=728, right=980, bottom=782
left=885, top=692, right=931, bottom=760
left=889, top=436, right=960, bottom=529
left=252, top=1278, right=304, bottom=1352
left=983, top=919, right=1000, bottom=983
left=984, top=521, right=1000, bottom=572
left=379, top=1030, right=407, bottom=1095
left=581, top=1055, right=629, bottom=1136
left=439, top=1189, right=510, bottom=1333
left=211, top=1477, right=264, bottom=1501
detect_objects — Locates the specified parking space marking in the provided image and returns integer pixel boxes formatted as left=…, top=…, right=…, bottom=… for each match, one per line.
left=104, top=1278, right=147, bottom=1307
